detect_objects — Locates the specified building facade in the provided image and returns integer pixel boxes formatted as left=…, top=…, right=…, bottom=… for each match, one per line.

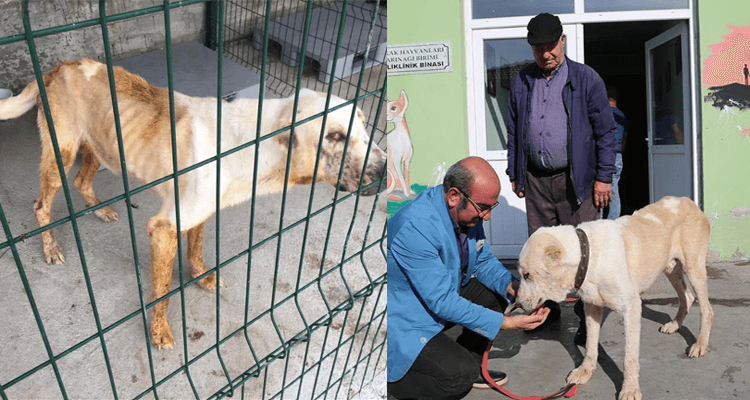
left=387, top=0, right=750, bottom=262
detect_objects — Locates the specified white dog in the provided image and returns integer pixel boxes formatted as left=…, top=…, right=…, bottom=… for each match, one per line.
left=516, top=196, right=713, bottom=400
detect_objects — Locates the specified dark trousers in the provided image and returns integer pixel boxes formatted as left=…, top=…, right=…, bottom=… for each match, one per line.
left=387, top=279, right=508, bottom=400
left=524, top=168, right=598, bottom=331
left=524, top=168, right=599, bottom=237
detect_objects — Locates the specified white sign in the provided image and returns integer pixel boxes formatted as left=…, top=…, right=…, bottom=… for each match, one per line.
left=387, top=42, right=452, bottom=76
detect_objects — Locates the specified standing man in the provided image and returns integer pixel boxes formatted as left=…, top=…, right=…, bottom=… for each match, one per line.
left=744, top=63, right=749, bottom=85
left=388, top=157, right=550, bottom=400
left=506, top=13, right=618, bottom=344
left=606, top=85, right=628, bottom=220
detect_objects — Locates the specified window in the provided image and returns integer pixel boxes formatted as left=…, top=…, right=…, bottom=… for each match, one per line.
left=472, top=0, right=573, bottom=19
left=585, top=0, right=688, bottom=13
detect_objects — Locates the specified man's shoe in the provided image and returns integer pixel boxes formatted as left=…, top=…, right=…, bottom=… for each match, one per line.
left=473, top=369, right=509, bottom=389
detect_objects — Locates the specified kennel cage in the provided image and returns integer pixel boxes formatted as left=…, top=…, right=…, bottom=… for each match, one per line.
left=219, top=0, right=387, bottom=139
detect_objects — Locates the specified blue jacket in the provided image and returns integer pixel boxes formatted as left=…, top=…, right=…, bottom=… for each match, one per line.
left=387, top=185, right=514, bottom=382
left=506, top=57, right=618, bottom=204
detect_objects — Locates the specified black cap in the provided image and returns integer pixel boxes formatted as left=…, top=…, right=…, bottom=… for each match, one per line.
left=527, top=13, right=563, bottom=46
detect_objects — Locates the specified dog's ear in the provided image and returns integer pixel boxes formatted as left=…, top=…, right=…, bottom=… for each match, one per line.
left=272, top=101, right=298, bottom=151
left=357, top=108, right=367, bottom=125
left=544, top=245, right=562, bottom=265
left=275, top=128, right=299, bottom=152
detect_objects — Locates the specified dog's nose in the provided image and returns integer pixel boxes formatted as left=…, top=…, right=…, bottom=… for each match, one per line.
left=360, top=158, right=385, bottom=196
left=357, top=174, right=384, bottom=196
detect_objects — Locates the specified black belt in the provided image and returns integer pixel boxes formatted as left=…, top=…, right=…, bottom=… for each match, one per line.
left=528, top=164, right=567, bottom=177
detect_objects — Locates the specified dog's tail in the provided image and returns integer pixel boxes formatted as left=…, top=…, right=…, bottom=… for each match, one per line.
left=0, top=80, right=39, bottom=120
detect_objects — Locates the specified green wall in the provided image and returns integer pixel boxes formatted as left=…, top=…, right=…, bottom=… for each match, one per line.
left=388, top=0, right=469, bottom=187
left=699, top=2, right=750, bottom=260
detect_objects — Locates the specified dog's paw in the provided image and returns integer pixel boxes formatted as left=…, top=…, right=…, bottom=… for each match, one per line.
left=44, top=243, right=66, bottom=265
left=94, top=206, right=119, bottom=223
left=618, top=386, right=642, bottom=400
left=198, top=273, right=224, bottom=291
left=150, top=326, right=175, bottom=350
left=566, top=366, right=594, bottom=385
left=659, top=320, right=680, bottom=334
left=688, top=340, right=709, bottom=358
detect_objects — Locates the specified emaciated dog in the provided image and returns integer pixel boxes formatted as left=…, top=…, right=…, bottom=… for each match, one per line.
left=0, top=59, right=386, bottom=349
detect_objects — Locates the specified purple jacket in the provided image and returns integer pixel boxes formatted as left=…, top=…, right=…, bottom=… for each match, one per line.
left=506, top=57, right=618, bottom=204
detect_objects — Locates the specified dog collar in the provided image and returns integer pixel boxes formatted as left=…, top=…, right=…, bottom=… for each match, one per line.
left=574, top=228, right=589, bottom=291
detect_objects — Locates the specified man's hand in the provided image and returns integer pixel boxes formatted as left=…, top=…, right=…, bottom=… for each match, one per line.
left=593, top=180, right=612, bottom=209
left=501, top=307, right=550, bottom=330
left=512, top=181, right=525, bottom=198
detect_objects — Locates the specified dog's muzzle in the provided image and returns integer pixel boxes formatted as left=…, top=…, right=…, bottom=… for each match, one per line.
left=361, top=159, right=386, bottom=196
left=338, top=157, right=385, bottom=196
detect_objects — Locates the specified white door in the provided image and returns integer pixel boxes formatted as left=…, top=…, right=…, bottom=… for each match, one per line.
left=468, top=26, right=579, bottom=258
left=645, top=22, right=693, bottom=202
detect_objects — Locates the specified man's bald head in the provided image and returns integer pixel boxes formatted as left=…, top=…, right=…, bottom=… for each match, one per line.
left=444, top=157, right=500, bottom=194
left=443, top=156, right=501, bottom=211
left=460, top=156, right=500, bottom=194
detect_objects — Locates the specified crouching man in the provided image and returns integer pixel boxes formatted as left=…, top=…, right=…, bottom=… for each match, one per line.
left=387, top=156, right=550, bottom=399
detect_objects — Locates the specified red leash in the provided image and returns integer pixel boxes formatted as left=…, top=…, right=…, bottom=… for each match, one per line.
left=481, top=341, right=578, bottom=400
left=480, top=298, right=582, bottom=399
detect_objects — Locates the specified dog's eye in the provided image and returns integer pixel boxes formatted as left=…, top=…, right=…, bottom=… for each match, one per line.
left=523, top=272, right=530, bottom=281
left=326, top=129, right=347, bottom=142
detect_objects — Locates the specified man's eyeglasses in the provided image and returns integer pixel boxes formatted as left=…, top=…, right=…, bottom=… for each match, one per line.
left=456, top=188, right=499, bottom=215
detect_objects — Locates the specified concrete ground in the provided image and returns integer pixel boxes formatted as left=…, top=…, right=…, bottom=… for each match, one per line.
left=460, top=260, right=750, bottom=400
left=0, top=51, right=387, bottom=398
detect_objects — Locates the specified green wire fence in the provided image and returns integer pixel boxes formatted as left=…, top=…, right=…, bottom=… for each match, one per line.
left=0, top=0, right=387, bottom=398
left=220, top=0, right=387, bottom=137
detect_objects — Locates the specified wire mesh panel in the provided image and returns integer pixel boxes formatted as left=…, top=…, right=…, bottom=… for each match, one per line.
left=222, top=0, right=387, bottom=145
left=0, top=1, right=387, bottom=399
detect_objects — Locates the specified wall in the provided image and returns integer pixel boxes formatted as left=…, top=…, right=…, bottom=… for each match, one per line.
left=0, top=0, right=205, bottom=92
left=699, top=0, right=750, bottom=261
left=387, top=0, right=469, bottom=202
